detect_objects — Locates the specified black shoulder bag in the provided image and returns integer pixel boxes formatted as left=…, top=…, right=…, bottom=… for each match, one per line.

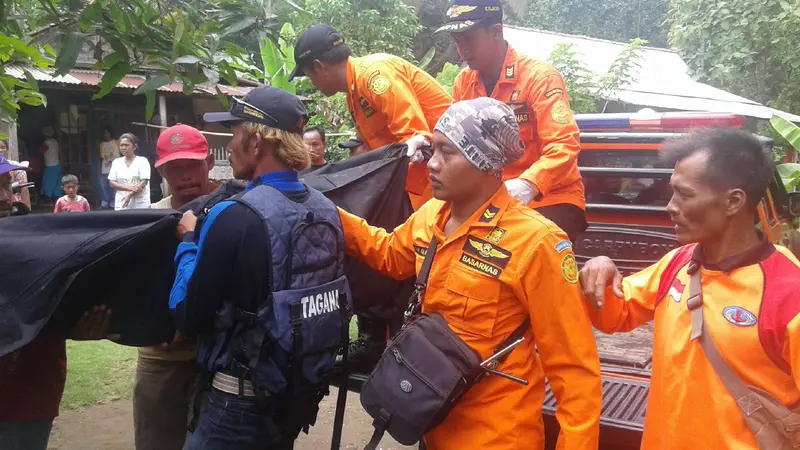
left=359, top=236, right=529, bottom=449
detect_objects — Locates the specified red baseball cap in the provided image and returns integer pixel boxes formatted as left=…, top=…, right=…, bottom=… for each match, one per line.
left=155, top=124, right=209, bottom=168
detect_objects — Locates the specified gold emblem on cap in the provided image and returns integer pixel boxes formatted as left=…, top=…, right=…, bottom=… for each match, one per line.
left=243, top=106, right=265, bottom=120
left=551, top=100, right=571, bottom=124
left=446, top=4, right=478, bottom=18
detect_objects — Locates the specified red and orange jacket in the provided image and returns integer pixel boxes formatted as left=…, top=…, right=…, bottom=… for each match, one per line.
left=345, top=54, right=453, bottom=211
left=339, top=186, right=601, bottom=450
left=590, top=238, right=800, bottom=449
left=453, top=44, right=585, bottom=209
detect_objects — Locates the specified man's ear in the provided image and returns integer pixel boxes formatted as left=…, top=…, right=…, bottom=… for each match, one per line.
left=206, top=153, right=215, bottom=170
left=727, top=188, right=748, bottom=217
left=252, top=133, right=263, bottom=156
left=310, top=59, right=325, bottom=74
left=492, top=23, right=503, bottom=40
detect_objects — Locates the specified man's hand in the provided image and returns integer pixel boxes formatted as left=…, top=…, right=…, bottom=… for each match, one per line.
left=122, top=192, right=134, bottom=208
left=504, top=178, right=540, bottom=204
left=69, top=305, right=121, bottom=341
left=578, top=256, right=624, bottom=310
left=177, top=210, right=197, bottom=238
left=156, top=331, right=191, bottom=353
left=405, top=135, right=431, bottom=164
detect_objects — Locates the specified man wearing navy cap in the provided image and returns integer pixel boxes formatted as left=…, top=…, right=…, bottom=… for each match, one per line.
left=435, top=0, right=588, bottom=242
left=169, top=87, right=351, bottom=449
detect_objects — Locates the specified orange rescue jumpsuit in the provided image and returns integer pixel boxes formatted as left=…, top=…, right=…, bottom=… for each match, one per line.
left=339, top=186, right=601, bottom=450
left=453, top=44, right=585, bottom=209
left=345, top=54, right=453, bottom=210
left=590, top=238, right=800, bottom=449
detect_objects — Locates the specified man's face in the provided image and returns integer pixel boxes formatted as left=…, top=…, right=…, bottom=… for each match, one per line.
left=63, top=183, right=78, bottom=198
left=667, top=151, right=734, bottom=244
left=228, top=123, right=258, bottom=180
left=349, top=144, right=368, bottom=158
left=303, top=131, right=326, bottom=163
left=428, top=131, right=485, bottom=202
left=452, top=25, right=501, bottom=71
left=160, top=157, right=211, bottom=201
left=304, top=62, right=337, bottom=97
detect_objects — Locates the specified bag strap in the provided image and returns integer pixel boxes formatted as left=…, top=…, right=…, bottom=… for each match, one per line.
left=686, top=264, right=753, bottom=401
left=405, top=236, right=440, bottom=320
left=330, top=299, right=351, bottom=450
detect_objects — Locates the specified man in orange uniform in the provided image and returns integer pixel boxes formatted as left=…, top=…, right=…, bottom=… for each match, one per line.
left=289, top=25, right=453, bottom=211
left=434, top=0, right=586, bottom=240
left=580, top=129, right=800, bottom=449
left=339, top=98, right=601, bottom=449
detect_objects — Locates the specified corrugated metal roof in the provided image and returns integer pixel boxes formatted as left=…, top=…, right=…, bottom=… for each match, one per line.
left=5, top=65, right=256, bottom=97
left=504, top=25, right=800, bottom=122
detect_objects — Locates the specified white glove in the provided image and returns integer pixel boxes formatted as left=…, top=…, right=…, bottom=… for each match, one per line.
left=405, top=135, right=431, bottom=164
left=504, top=178, right=538, bottom=204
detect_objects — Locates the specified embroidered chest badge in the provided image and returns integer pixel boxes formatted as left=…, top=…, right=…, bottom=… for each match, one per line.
left=722, top=306, right=758, bottom=327
left=668, top=279, right=685, bottom=303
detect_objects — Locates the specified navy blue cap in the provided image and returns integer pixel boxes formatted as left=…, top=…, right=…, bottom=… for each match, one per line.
left=337, top=136, right=364, bottom=149
left=288, top=25, right=346, bottom=81
left=436, top=0, right=503, bottom=33
left=203, top=86, right=309, bottom=134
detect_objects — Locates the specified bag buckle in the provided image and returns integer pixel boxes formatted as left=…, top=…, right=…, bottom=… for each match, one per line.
left=405, top=285, right=424, bottom=321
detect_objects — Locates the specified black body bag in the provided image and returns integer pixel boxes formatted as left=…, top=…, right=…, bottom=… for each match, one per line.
left=358, top=237, right=528, bottom=449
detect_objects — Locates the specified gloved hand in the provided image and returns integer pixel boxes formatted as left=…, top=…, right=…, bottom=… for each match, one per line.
left=505, top=178, right=539, bottom=204
left=405, top=135, right=431, bottom=164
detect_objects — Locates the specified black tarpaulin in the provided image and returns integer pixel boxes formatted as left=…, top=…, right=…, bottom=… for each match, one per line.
left=0, top=146, right=414, bottom=357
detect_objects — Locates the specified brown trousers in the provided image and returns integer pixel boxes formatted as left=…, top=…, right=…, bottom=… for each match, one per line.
left=133, top=357, right=199, bottom=450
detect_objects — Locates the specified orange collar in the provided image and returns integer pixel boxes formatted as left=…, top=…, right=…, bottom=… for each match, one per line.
left=432, top=185, right=514, bottom=243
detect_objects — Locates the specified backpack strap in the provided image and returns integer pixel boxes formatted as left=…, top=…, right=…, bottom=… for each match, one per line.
left=405, top=236, right=439, bottom=320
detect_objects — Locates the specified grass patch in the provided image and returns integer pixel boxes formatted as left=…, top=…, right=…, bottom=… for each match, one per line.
left=61, top=341, right=138, bottom=411
left=60, top=320, right=360, bottom=411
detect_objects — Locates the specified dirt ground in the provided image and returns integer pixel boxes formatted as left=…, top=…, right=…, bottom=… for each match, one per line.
left=48, top=388, right=415, bottom=450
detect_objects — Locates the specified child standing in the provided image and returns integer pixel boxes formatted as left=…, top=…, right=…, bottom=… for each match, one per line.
left=53, top=175, right=90, bottom=213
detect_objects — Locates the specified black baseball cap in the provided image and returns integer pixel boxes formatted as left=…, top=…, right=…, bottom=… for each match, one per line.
left=436, top=0, right=503, bottom=33
left=203, top=86, right=309, bottom=134
left=338, top=136, right=364, bottom=149
left=288, top=25, right=346, bottom=81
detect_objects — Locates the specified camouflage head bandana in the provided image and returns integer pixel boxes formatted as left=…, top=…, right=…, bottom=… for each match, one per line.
left=433, top=97, right=525, bottom=178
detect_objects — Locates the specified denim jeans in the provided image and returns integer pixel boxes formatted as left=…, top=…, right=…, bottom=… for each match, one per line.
left=0, top=420, right=53, bottom=450
left=100, top=174, right=114, bottom=207
left=184, top=388, right=294, bottom=450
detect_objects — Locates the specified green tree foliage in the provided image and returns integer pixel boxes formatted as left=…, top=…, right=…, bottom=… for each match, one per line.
left=435, top=62, right=460, bottom=96
left=547, top=39, right=646, bottom=114
left=516, top=0, right=669, bottom=48
left=669, top=0, right=800, bottom=114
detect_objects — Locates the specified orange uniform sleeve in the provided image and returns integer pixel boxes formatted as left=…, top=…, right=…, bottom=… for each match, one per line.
left=451, top=69, right=467, bottom=102
left=518, top=72, right=581, bottom=198
left=512, top=232, right=601, bottom=449
left=784, top=315, right=800, bottom=391
left=360, top=69, right=436, bottom=142
left=337, top=207, right=418, bottom=281
left=588, top=249, right=680, bottom=333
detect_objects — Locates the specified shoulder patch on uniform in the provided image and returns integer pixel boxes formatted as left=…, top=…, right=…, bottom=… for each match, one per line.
left=544, top=88, right=564, bottom=98
left=722, top=306, right=758, bottom=327
left=561, top=253, right=578, bottom=284
left=505, top=65, right=515, bottom=79
left=463, top=236, right=512, bottom=269
left=479, top=204, right=500, bottom=223
left=414, top=244, right=428, bottom=258
left=486, top=227, right=507, bottom=244
left=368, top=71, right=390, bottom=95
left=554, top=239, right=572, bottom=253
left=509, top=90, right=521, bottom=102
left=459, top=252, right=501, bottom=278
left=358, top=97, right=376, bottom=118
left=551, top=100, right=571, bottom=124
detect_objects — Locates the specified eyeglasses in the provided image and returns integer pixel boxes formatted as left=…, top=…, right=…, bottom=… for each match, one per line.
left=230, top=96, right=279, bottom=126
